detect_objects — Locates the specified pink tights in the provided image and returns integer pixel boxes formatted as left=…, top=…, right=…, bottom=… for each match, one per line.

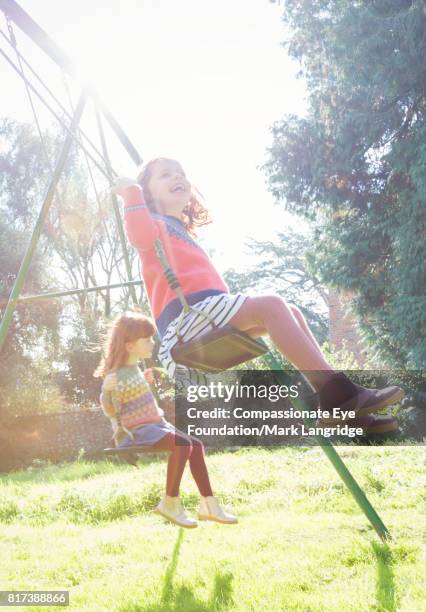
left=151, top=432, right=213, bottom=497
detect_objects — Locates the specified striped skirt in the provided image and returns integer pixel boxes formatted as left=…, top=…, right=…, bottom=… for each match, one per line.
left=157, top=293, right=248, bottom=388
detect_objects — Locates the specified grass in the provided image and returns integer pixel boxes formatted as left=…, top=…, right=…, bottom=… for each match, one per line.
left=0, top=445, right=425, bottom=611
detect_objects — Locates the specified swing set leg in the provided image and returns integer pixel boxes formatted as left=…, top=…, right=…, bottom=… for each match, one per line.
left=0, top=93, right=87, bottom=353
left=311, top=432, right=391, bottom=542
left=263, top=354, right=391, bottom=542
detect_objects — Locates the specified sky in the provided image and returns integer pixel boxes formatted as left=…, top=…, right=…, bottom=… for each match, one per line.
left=1, top=0, right=308, bottom=274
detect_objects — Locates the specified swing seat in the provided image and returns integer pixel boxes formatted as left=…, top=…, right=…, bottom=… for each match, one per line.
left=171, top=324, right=269, bottom=372
left=104, top=445, right=159, bottom=467
left=104, top=446, right=157, bottom=455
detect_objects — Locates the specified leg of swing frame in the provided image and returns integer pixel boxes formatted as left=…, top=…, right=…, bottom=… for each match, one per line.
left=0, top=92, right=87, bottom=353
left=263, top=351, right=391, bottom=542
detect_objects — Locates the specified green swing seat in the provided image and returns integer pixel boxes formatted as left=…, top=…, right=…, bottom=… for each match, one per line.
left=104, top=446, right=157, bottom=456
left=104, top=445, right=160, bottom=467
left=171, top=324, right=269, bottom=372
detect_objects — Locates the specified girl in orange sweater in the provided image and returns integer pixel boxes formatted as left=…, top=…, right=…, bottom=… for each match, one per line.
left=115, top=158, right=403, bottom=431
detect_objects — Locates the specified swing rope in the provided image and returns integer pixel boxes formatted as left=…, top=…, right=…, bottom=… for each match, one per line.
left=62, top=76, right=129, bottom=296
left=0, top=23, right=111, bottom=176
left=0, top=41, right=111, bottom=180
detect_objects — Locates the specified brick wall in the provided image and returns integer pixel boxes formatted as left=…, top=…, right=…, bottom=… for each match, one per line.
left=328, top=289, right=367, bottom=365
left=0, top=409, right=111, bottom=473
left=0, top=400, right=175, bottom=474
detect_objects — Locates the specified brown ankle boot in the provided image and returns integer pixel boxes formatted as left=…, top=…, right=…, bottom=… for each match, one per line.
left=319, top=373, right=405, bottom=422
left=352, top=382, right=404, bottom=405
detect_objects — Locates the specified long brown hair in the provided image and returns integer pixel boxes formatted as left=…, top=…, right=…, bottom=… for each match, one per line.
left=93, top=311, right=156, bottom=378
left=137, top=157, right=212, bottom=237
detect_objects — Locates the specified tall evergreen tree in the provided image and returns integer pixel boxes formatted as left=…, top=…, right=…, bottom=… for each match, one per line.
left=265, top=0, right=426, bottom=368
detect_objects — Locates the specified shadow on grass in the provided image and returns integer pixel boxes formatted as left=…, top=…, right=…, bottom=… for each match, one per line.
left=161, top=528, right=185, bottom=605
left=372, top=542, right=396, bottom=612
left=118, top=528, right=234, bottom=611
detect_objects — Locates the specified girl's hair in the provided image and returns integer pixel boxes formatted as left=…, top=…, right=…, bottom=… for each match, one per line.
left=93, top=311, right=156, bottom=378
left=136, top=157, right=212, bottom=237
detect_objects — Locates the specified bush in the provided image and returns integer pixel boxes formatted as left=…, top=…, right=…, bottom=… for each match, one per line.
left=2, top=360, right=67, bottom=418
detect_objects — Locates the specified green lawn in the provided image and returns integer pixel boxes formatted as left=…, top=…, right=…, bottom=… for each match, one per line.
left=0, top=446, right=425, bottom=611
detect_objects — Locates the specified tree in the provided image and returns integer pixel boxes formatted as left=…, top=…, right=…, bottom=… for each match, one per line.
left=0, top=119, right=64, bottom=416
left=223, top=225, right=329, bottom=344
left=44, top=173, right=142, bottom=318
left=264, top=0, right=426, bottom=368
left=0, top=117, right=145, bottom=414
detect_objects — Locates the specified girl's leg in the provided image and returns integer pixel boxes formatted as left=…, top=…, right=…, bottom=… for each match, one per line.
left=150, top=432, right=191, bottom=497
left=230, top=298, right=402, bottom=417
left=245, top=305, right=325, bottom=362
left=186, top=438, right=237, bottom=524
left=187, top=437, right=214, bottom=497
left=228, top=295, right=335, bottom=390
left=151, top=432, right=214, bottom=497
left=287, top=304, right=325, bottom=354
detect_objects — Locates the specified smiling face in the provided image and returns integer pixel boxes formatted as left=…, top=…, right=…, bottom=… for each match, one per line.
left=125, top=335, right=155, bottom=363
left=146, top=159, right=191, bottom=218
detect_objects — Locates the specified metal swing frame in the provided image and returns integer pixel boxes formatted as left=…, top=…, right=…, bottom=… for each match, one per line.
left=0, top=0, right=390, bottom=542
left=0, top=0, right=144, bottom=346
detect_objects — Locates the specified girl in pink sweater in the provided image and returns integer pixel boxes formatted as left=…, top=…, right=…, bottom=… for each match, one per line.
left=115, top=158, right=403, bottom=431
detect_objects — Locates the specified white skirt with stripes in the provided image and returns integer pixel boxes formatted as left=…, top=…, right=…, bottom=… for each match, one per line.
left=157, top=293, right=248, bottom=388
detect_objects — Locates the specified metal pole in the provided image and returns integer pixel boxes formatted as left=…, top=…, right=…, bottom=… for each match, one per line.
left=95, top=108, right=139, bottom=306
left=0, top=46, right=110, bottom=181
left=263, top=351, right=391, bottom=542
left=0, top=93, right=87, bottom=353
left=0, top=280, right=144, bottom=304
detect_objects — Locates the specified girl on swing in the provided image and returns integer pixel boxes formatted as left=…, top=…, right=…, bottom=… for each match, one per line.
left=101, top=157, right=402, bottom=526
left=115, top=157, right=402, bottom=422
left=94, top=311, right=238, bottom=528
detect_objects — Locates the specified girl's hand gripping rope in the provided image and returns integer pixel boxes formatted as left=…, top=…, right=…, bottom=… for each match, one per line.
left=111, top=176, right=141, bottom=198
left=116, top=178, right=160, bottom=250
left=144, top=368, right=155, bottom=385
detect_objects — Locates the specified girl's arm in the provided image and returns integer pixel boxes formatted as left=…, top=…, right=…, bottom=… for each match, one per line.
left=100, top=382, right=135, bottom=447
left=100, top=385, right=121, bottom=438
left=99, top=387, right=117, bottom=419
left=119, top=184, right=160, bottom=251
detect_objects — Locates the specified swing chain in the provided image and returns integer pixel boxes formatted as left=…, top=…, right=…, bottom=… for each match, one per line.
left=5, top=14, right=16, bottom=47
left=153, top=239, right=218, bottom=342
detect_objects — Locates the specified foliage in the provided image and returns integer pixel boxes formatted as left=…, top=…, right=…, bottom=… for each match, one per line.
left=0, top=120, right=64, bottom=416
left=0, top=117, right=147, bottom=414
left=149, top=366, right=175, bottom=400
left=223, top=225, right=329, bottom=344
left=264, top=0, right=426, bottom=368
left=2, top=360, right=68, bottom=417
left=54, top=313, right=103, bottom=407
left=43, top=169, right=141, bottom=318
